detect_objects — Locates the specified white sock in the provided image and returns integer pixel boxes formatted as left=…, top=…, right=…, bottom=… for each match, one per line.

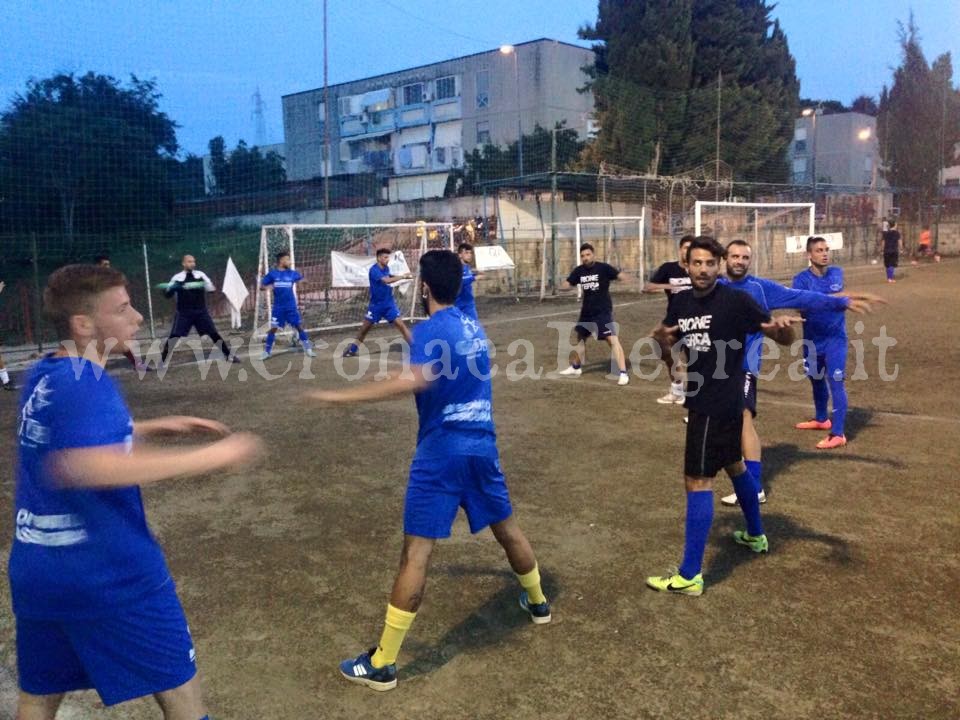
left=0, top=369, right=9, bottom=384
left=671, top=380, right=683, bottom=396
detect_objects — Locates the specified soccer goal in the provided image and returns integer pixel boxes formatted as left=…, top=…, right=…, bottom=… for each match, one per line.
left=694, top=201, right=815, bottom=272
left=253, top=222, right=454, bottom=337
left=544, top=214, right=645, bottom=298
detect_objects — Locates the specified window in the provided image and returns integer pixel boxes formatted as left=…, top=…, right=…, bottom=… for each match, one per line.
left=476, top=70, right=489, bottom=108
left=435, top=76, right=456, bottom=100
left=476, top=121, right=491, bottom=145
left=317, top=102, right=326, bottom=122
left=338, top=97, right=352, bottom=117
left=794, top=140, right=806, bottom=152
left=435, top=147, right=447, bottom=165
left=403, top=83, right=424, bottom=106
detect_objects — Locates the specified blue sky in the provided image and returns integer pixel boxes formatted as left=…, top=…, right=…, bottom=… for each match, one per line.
left=1, top=0, right=956, bottom=156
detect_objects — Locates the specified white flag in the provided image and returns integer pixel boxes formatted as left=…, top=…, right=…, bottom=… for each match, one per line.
left=331, top=251, right=413, bottom=295
left=222, top=257, right=249, bottom=329
left=474, top=245, right=515, bottom=271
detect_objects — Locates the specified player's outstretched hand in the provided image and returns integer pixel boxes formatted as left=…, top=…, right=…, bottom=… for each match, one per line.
left=761, top=314, right=804, bottom=330
left=839, top=291, right=887, bottom=314
left=137, top=415, right=231, bottom=437
left=205, top=432, right=264, bottom=470
left=308, top=389, right=348, bottom=403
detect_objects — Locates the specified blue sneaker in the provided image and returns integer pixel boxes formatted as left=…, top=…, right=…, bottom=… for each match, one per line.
left=519, top=591, right=552, bottom=624
left=342, top=343, right=359, bottom=358
left=339, top=648, right=397, bottom=691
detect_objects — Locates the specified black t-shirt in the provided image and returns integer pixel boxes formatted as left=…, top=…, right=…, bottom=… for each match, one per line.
left=664, top=283, right=770, bottom=418
left=650, top=261, right=692, bottom=311
left=567, top=262, right=619, bottom=317
left=882, top=229, right=901, bottom=253
left=170, top=270, right=209, bottom=313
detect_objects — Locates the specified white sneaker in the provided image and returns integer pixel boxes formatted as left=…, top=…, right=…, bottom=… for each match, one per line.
left=720, top=490, right=767, bottom=506
left=260, top=351, right=271, bottom=361
left=617, top=373, right=629, bottom=386
left=558, top=366, right=582, bottom=377
left=304, top=347, right=317, bottom=358
left=656, top=391, right=677, bottom=404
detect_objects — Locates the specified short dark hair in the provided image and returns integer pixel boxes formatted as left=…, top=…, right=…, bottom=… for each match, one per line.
left=726, top=239, right=751, bottom=251
left=679, top=235, right=695, bottom=247
left=888, top=220, right=897, bottom=229
left=806, top=235, right=828, bottom=251
left=458, top=242, right=474, bottom=253
left=685, top=235, right=726, bottom=263
left=376, top=247, right=391, bottom=257
left=45, top=264, right=128, bottom=340
left=419, top=250, right=462, bottom=304
left=275, top=251, right=290, bottom=263
left=579, top=242, right=594, bottom=253
left=94, top=254, right=110, bottom=265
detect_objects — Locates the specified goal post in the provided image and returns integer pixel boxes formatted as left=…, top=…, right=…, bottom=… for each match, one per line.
left=540, top=210, right=646, bottom=299
left=253, top=222, right=454, bottom=338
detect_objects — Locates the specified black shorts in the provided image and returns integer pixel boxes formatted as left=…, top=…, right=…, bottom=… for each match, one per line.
left=575, top=312, right=616, bottom=340
left=684, top=410, right=744, bottom=478
left=883, top=252, right=899, bottom=268
left=743, top=372, right=758, bottom=417
left=168, top=311, right=221, bottom=340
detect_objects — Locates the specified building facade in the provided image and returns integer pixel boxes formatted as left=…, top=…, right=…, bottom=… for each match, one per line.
left=788, top=111, right=881, bottom=190
left=281, top=38, right=595, bottom=201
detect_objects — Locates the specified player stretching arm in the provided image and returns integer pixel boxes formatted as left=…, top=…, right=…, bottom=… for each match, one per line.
left=343, top=248, right=414, bottom=357
left=260, top=251, right=317, bottom=360
left=9, top=264, right=262, bottom=720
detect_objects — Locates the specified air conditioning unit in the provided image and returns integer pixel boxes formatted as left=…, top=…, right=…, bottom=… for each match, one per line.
left=359, top=112, right=370, bottom=123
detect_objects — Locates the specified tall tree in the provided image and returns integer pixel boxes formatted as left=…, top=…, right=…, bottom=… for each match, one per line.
left=579, top=0, right=799, bottom=181
left=877, top=17, right=960, bottom=216
left=0, top=72, right=178, bottom=236
left=850, top=95, right=879, bottom=116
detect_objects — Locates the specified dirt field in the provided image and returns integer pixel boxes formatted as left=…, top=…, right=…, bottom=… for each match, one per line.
left=0, top=260, right=958, bottom=719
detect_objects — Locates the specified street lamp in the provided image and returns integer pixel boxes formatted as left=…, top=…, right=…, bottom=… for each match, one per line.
left=500, top=44, right=523, bottom=181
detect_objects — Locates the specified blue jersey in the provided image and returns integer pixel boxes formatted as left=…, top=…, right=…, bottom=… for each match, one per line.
left=720, top=274, right=850, bottom=373
left=455, top=264, right=477, bottom=318
left=410, top=307, right=496, bottom=458
left=262, top=268, right=303, bottom=308
left=792, top=266, right=847, bottom=347
left=9, top=357, right=170, bottom=620
left=368, top=263, right=395, bottom=306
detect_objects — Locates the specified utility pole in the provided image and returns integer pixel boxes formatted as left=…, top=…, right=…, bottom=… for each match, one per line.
left=323, top=0, right=330, bottom=223
left=935, top=71, right=947, bottom=250
left=714, top=70, right=722, bottom=200
left=550, top=127, right=558, bottom=294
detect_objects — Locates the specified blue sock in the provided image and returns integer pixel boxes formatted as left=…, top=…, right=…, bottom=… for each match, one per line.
left=886, top=265, right=895, bottom=280
left=572, top=362, right=581, bottom=369
left=678, top=490, right=713, bottom=580
left=265, top=333, right=276, bottom=353
left=828, top=377, right=847, bottom=436
left=298, top=329, right=310, bottom=345
left=810, top=377, right=829, bottom=422
left=745, top=459, right=762, bottom=494
left=732, top=471, right=764, bottom=537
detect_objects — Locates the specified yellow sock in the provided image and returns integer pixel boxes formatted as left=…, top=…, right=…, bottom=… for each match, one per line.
left=370, top=604, right=417, bottom=668
left=516, top=563, right=547, bottom=604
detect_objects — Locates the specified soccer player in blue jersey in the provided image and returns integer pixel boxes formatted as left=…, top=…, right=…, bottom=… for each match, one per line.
left=312, top=250, right=550, bottom=691
left=717, top=239, right=879, bottom=504
left=343, top=247, right=414, bottom=357
left=792, top=236, right=857, bottom=449
left=646, top=237, right=803, bottom=596
left=9, top=263, right=262, bottom=720
left=259, top=251, right=317, bottom=360
left=455, top=241, right=485, bottom=320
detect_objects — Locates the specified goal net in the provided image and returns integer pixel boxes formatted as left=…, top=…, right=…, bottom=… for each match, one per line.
left=253, top=222, right=454, bottom=338
left=542, top=215, right=645, bottom=299
left=694, top=202, right=815, bottom=274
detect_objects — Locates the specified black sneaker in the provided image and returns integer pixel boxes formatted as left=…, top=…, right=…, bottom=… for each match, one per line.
left=519, top=591, right=552, bottom=624
left=339, top=648, right=397, bottom=691
left=2, top=382, right=16, bottom=392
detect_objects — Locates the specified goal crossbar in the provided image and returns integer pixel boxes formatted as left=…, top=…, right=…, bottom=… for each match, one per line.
left=694, top=202, right=815, bottom=238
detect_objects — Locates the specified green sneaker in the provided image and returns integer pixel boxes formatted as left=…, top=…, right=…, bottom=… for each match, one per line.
left=645, top=572, right=704, bottom=596
left=733, top=530, right=769, bottom=553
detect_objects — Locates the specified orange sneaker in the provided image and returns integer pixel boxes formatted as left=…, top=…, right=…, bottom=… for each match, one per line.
left=795, top=419, right=832, bottom=430
left=816, top=434, right=847, bottom=449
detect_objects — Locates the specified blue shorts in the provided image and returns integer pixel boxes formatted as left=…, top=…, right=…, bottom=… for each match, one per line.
left=803, top=339, right=847, bottom=382
left=16, top=580, right=196, bottom=706
left=271, top=305, right=302, bottom=329
left=404, top=454, right=513, bottom=538
left=365, top=302, right=401, bottom=324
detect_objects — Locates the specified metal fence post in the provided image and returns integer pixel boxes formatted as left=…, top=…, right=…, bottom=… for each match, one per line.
left=142, top=240, right=156, bottom=338
left=30, top=233, right=43, bottom=354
